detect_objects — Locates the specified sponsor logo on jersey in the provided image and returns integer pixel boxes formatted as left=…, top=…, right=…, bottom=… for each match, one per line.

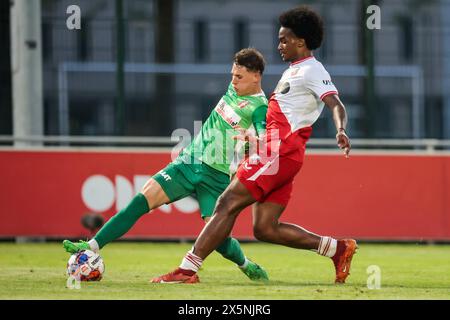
left=274, top=81, right=290, bottom=94
left=160, top=171, right=172, bottom=181
left=238, top=100, right=250, bottom=109
left=215, top=98, right=242, bottom=127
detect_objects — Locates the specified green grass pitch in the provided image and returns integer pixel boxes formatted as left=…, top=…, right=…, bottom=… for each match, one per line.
left=0, top=242, right=449, bottom=299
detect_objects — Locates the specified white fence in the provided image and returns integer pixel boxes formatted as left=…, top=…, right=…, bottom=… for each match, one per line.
left=1, top=135, right=450, bottom=153
left=57, top=62, right=425, bottom=138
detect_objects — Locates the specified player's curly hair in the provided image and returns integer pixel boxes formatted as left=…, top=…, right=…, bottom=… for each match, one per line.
left=279, top=6, right=324, bottom=50
left=234, top=48, right=265, bottom=74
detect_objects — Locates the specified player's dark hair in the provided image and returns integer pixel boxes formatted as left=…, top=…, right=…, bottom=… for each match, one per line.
left=234, top=48, right=265, bottom=74
left=279, top=6, right=324, bottom=50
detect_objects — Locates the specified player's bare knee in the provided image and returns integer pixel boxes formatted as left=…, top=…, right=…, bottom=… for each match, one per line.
left=253, top=224, right=275, bottom=242
left=215, top=193, right=241, bottom=218
left=214, top=195, right=234, bottom=217
left=140, top=179, right=167, bottom=210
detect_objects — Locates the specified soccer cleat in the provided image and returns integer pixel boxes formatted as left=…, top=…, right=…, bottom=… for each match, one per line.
left=150, top=268, right=200, bottom=284
left=240, top=260, right=269, bottom=282
left=63, top=240, right=90, bottom=254
left=331, top=239, right=358, bottom=284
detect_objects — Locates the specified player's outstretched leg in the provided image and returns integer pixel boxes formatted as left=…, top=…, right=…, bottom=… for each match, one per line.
left=331, top=239, right=358, bottom=284
left=63, top=193, right=150, bottom=254
left=315, top=236, right=358, bottom=283
left=216, top=237, right=268, bottom=281
left=63, top=240, right=90, bottom=254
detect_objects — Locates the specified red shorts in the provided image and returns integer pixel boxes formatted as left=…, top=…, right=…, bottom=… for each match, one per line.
left=236, top=155, right=303, bottom=207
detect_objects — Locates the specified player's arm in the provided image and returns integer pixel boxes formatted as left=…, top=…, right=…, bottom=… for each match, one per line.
left=304, top=66, right=350, bottom=158
left=232, top=105, right=267, bottom=166
left=230, top=105, right=267, bottom=178
left=323, top=94, right=351, bottom=158
left=232, top=105, right=267, bottom=141
left=252, top=105, right=268, bottom=137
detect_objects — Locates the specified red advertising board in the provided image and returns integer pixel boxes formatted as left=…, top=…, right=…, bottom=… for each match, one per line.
left=0, top=149, right=449, bottom=241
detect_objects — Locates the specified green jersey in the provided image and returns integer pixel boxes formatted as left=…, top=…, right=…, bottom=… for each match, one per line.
left=179, top=83, right=268, bottom=175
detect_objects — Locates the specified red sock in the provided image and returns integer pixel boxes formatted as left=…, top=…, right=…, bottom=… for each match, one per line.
left=179, top=249, right=203, bottom=274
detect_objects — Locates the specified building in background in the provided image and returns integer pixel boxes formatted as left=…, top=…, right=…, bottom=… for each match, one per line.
left=2, top=0, right=449, bottom=140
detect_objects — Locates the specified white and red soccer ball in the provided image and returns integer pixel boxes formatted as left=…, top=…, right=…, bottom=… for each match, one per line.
left=67, top=250, right=105, bottom=281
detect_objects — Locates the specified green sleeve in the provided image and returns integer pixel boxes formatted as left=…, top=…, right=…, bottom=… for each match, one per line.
left=252, top=105, right=268, bottom=136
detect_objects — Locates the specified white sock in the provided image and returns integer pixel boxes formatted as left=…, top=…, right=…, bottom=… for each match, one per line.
left=239, top=257, right=250, bottom=269
left=88, top=239, right=100, bottom=253
left=179, top=249, right=203, bottom=272
left=317, top=236, right=337, bottom=257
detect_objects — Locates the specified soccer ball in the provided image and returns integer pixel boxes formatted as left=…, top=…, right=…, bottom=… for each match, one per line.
left=67, top=250, right=105, bottom=281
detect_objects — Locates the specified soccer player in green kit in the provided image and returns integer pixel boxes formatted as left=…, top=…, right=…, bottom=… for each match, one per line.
left=63, top=48, right=269, bottom=282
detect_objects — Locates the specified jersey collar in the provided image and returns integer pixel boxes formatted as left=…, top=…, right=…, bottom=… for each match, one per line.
left=250, top=90, right=265, bottom=98
left=290, top=55, right=314, bottom=66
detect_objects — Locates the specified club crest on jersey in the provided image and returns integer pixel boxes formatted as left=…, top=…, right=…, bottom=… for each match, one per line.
left=274, top=81, right=290, bottom=94
left=238, top=100, right=249, bottom=109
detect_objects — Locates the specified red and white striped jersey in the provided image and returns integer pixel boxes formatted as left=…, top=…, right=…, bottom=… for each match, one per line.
left=266, top=56, right=338, bottom=161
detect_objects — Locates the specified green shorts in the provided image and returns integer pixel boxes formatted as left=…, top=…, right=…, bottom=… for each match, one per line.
left=152, top=158, right=230, bottom=218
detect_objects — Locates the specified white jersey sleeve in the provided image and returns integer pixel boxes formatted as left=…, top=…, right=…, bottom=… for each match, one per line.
left=303, top=64, right=338, bottom=100
left=269, top=57, right=340, bottom=133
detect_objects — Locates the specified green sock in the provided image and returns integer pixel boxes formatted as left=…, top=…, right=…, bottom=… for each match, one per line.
left=215, top=237, right=246, bottom=266
left=94, top=193, right=150, bottom=249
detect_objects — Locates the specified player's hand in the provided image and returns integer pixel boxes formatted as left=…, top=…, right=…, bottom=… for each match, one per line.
left=336, top=128, right=351, bottom=158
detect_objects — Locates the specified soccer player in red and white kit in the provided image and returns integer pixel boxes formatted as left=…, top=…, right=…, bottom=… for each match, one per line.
left=152, top=6, right=357, bottom=284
